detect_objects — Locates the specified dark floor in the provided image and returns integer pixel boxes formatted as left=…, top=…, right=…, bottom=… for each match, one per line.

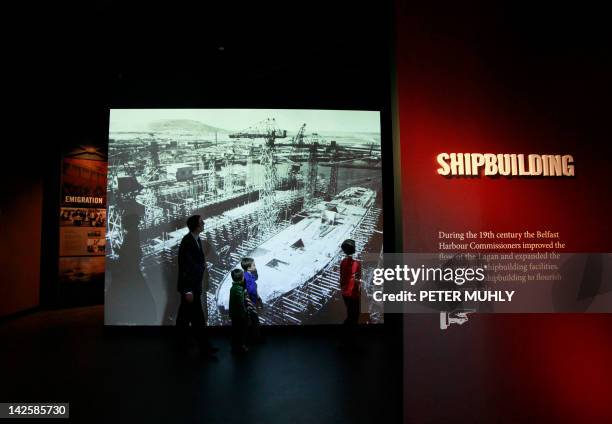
left=0, top=307, right=402, bottom=424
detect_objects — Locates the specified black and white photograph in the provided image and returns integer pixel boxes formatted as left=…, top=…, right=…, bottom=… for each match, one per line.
left=105, top=109, right=384, bottom=326
left=60, top=207, right=106, bottom=227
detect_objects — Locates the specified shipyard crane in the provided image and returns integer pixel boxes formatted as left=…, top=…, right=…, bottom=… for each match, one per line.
left=325, top=140, right=380, bottom=198
left=326, top=156, right=365, bottom=198
left=229, top=118, right=287, bottom=234
left=302, top=132, right=330, bottom=208
left=304, top=141, right=318, bottom=208
left=327, top=144, right=340, bottom=198
left=281, top=128, right=325, bottom=208
left=223, top=149, right=235, bottom=196
left=291, top=123, right=307, bottom=146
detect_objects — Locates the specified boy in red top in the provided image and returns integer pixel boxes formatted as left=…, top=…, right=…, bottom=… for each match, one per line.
left=339, top=239, right=361, bottom=327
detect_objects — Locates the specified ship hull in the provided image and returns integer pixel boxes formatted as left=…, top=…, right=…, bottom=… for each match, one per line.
left=216, top=187, right=375, bottom=311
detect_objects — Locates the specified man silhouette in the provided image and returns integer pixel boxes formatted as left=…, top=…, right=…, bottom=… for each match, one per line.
left=177, top=214, right=218, bottom=356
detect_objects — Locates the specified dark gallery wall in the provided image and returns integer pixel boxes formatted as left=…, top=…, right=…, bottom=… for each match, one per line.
left=0, top=179, right=43, bottom=317
left=0, top=130, right=61, bottom=316
left=395, top=5, right=612, bottom=423
left=3, top=1, right=395, bottom=311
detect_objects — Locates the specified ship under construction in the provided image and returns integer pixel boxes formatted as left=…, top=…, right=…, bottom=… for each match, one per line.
left=106, top=117, right=383, bottom=325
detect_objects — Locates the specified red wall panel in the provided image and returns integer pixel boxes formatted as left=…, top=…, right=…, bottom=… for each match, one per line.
left=395, top=9, right=612, bottom=423
left=0, top=181, right=42, bottom=317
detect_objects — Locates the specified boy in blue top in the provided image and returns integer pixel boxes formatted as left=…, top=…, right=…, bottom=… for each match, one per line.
left=229, top=268, right=248, bottom=354
left=241, top=257, right=263, bottom=342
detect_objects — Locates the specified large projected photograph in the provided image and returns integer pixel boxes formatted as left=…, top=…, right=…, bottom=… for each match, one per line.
left=105, top=109, right=383, bottom=325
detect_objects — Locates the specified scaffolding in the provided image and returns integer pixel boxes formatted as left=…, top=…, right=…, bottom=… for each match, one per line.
left=305, top=141, right=318, bottom=208
left=229, top=118, right=287, bottom=236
